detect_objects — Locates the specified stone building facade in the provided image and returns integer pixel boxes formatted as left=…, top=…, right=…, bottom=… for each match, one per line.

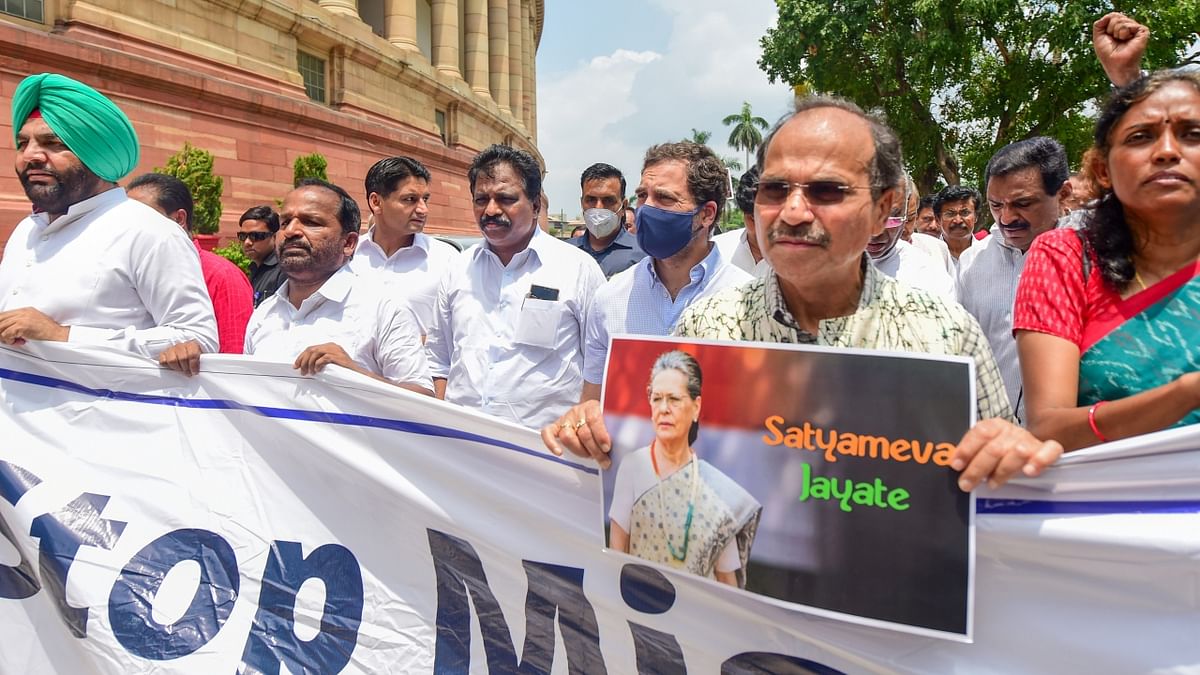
left=0, top=0, right=543, bottom=247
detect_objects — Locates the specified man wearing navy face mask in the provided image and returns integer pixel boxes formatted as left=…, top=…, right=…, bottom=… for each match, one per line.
left=566, top=163, right=645, bottom=278
left=579, top=142, right=752, bottom=402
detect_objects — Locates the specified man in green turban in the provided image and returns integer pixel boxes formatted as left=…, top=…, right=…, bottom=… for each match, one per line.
left=0, top=72, right=218, bottom=357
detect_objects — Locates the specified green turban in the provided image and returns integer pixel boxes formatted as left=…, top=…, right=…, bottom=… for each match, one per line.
left=11, top=73, right=140, bottom=182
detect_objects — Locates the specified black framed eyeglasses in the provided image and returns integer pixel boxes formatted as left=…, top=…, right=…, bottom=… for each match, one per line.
left=237, top=231, right=272, bottom=242
left=755, top=180, right=871, bottom=206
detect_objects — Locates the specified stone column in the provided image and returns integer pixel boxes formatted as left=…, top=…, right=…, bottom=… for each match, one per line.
left=507, top=0, right=523, bottom=120
left=520, top=0, right=534, bottom=131
left=529, top=44, right=537, bottom=139
left=431, top=0, right=461, bottom=78
left=318, top=0, right=358, bottom=16
left=384, top=0, right=419, bottom=51
left=487, top=0, right=510, bottom=112
left=463, top=0, right=490, bottom=96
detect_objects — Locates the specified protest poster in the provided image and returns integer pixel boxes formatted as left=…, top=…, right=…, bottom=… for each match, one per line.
left=599, top=335, right=976, bottom=639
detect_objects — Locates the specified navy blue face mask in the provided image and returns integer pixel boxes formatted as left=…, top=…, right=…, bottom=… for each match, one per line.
left=635, top=204, right=702, bottom=260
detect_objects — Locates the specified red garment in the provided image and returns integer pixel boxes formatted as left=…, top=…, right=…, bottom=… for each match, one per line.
left=1012, top=228, right=1198, bottom=352
left=197, top=246, right=253, bottom=354
left=973, top=229, right=990, bottom=240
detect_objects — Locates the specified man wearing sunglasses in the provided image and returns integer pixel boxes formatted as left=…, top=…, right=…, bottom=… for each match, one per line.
left=238, top=205, right=286, bottom=307
left=865, top=174, right=956, bottom=299
left=544, top=96, right=1062, bottom=497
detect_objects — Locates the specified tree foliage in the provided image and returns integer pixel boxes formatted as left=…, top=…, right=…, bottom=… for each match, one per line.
left=759, top=1, right=1200, bottom=193
left=157, top=143, right=223, bottom=235
left=722, top=101, right=770, bottom=170
left=293, top=152, right=329, bottom=186
left=688, top=128, right=713, bottom=145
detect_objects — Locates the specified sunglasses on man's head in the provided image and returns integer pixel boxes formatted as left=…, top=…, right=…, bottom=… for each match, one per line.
left=237, top=231, right=272, bottom=242
left=755, top=180, right=870, bottom=206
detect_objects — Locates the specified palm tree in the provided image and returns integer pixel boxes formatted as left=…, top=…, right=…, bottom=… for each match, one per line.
left=721, top=156, right=742, bottom=172
left=687, top=128, right=712, bottom=145
left=722, top=101, right=769, bottom=170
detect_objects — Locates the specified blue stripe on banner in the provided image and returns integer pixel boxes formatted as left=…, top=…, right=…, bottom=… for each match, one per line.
left=0, top=366, right=599, bottom=476
left=978, top=499, right=1200, bottom=515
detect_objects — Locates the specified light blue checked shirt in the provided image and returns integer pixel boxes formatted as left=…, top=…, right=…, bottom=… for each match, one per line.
left=583, top=243, right=752, bottom=383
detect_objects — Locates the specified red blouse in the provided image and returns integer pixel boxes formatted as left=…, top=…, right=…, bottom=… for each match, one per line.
left=1014, top=228, right=1200, bottom=352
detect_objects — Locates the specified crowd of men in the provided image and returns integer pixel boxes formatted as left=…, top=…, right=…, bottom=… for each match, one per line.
left=3, top=12, right=1169, bottom=493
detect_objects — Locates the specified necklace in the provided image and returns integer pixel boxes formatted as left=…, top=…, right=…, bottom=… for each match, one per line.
left=650, top=439, right=699, bottom=562
left=1134, top=270, right=1148, bottom=291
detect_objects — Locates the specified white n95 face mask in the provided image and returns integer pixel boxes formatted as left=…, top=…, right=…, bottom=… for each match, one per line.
left=583, top=208, right=621, bottom=238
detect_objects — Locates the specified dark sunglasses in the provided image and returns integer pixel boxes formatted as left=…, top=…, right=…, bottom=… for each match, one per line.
left=755, top=180, right=870, bottom=206
left=236, top=231, right=273, bottom=242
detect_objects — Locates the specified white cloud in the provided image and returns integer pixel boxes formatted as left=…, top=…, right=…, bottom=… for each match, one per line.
left=537, top=0, right=793, bottom=219
left=537, top=49, right=662, bottom=219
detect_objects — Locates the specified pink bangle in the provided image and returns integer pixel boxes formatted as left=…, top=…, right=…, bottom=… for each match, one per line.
left=1088, top=401, right=1108, bottom=443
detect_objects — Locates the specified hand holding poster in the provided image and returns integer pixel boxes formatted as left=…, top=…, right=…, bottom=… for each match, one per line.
left=599, top=336, right=976, bottom=639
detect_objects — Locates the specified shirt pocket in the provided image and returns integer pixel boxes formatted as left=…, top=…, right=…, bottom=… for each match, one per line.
left=514, top=298, right=568, bottom=349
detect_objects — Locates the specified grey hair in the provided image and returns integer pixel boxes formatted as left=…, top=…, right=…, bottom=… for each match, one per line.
left=649, top=350, right=702, bottom=399
left=891, top=173, right=916, bottom=217
left=758, top=95, right=904, bottom=200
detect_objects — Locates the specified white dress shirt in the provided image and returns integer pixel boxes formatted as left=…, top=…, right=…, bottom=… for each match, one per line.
left=584, top=243, right=752, bottom=384
left=957, top=225, right=1041, bottom=423
left=0, top=188, right=218, bottom=357
left=712, top=227, right=771, bottom=277
left=245, top=266, right=432, bottom=391
left=870, top=239, right=958, bottom=301
left=349, top=229, right=459, bottom=335
left=426, top=227, right=605, bottom=429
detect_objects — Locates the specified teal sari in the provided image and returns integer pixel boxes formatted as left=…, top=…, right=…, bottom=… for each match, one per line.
left=1078, top=264, right=1200, bottom=428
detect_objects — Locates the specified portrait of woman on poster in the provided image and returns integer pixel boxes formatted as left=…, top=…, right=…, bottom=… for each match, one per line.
left=607, top=350, right=762, bottom=588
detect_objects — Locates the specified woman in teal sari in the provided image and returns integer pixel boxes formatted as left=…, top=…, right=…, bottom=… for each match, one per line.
left=1015, top=70, right=1200, bottom=450
left=608, top=351, right=761, bottom=588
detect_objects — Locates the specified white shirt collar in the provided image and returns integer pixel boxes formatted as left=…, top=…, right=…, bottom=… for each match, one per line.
left=475, top=225, right=550, bottom=268
left=360, top=227, right=432, bottom=256
left=32, top=187, right=126, bottom=234
left=274, top=264, right=356, bottom=314
left=644, top=241, right=721, bottom=288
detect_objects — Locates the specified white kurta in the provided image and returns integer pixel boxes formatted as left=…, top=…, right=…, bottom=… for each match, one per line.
left=0, top=188, right=217, bottom=356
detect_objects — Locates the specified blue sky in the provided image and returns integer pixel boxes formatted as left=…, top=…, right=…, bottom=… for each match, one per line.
left=535, top=0, right=794, bottom=220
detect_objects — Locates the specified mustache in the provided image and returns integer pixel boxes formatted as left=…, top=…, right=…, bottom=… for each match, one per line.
left=998, top=219, right=1030, bottom=231
left=766, top=223, right=831, bottom=247
left=479, top=215, right=512, bottom=228
left=279, top=238, right=311, bottom=253
left=18, top=164, right=60, bottom=182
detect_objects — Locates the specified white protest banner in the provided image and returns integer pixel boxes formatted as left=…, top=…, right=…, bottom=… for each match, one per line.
left=1, top=342, right=1198, bottom=674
